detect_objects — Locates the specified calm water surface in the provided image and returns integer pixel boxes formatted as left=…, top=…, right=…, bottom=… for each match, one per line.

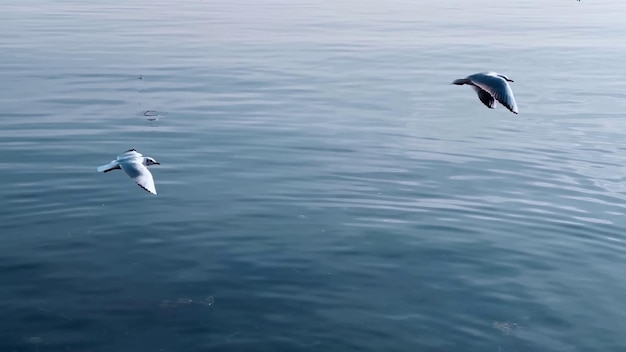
left=2, top=0, right=626, bottom=351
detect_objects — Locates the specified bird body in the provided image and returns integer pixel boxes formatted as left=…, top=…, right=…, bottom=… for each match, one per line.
left=453, top=72, right=519, bottom=114
left=97, top=149, right=160, bottom=195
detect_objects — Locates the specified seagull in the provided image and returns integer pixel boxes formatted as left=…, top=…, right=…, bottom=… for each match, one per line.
left=97, top=149, right=160, bottom=195
left=452, top=72, right=519, bottom=114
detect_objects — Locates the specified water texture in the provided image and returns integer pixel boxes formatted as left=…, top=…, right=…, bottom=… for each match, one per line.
left=1, top=0, right=626, bottom=351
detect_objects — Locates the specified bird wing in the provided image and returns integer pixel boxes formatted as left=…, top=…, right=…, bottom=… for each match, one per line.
left=470, top=74, right=518, bottom=114
left=119, top=158, right=157, bottom=195
left=472, top=86, right=496, bottom=109
left=97, top=160, right=121, bottom=173
left=117, top=149, right=143, bottom=161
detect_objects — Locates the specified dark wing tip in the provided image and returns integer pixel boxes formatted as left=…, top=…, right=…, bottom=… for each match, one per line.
left=136, top=183, right=157, bottom=195
left=504, top=105, right=519, bottom=114
left=504, top=106, right=518, bottom=114
left=125, top=148, right=137, bottom=152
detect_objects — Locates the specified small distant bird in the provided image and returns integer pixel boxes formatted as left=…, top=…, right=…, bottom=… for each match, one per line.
left=452, top=72, right=519, bottom=114
left=97, top=149, right=160, bottom=195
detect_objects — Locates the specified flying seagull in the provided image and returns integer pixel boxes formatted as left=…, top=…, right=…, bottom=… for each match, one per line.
left=452, top=72, right=519, bottom=114
left=97, top=149, right=160, bottom=195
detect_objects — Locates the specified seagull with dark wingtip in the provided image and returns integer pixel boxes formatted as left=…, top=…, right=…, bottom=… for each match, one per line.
left=452, top=72, right=519, bottom=114
left=97, top=149, right=161, bottom=195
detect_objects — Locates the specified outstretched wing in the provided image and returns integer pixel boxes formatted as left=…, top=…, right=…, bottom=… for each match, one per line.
left=97, top=160, right=121, bottom=173
left=469, top=74, right=518, bottom=114
left=120, top=159, right=157, bottom=195
left=472, top=86, right=496, bottom=109
left=117, top=149, right=143, bottom=161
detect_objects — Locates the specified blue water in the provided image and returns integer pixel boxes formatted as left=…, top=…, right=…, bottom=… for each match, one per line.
left=2, top=0, right=626, bottom=351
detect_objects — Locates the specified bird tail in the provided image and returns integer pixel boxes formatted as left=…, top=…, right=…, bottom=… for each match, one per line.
left=97, top=161, right=121, bottom=173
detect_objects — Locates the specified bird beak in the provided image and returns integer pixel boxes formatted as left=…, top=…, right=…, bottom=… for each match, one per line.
left=155, top=162, right=160, bottom=165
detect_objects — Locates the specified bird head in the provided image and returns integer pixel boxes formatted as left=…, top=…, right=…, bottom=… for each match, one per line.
left=144, top=157, right=160, bottom=166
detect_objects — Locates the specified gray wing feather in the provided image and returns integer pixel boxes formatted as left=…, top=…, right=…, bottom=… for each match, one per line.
left=117, top=150, right=143, bottom=161
left=120, top=160, right=157, bottom=195
left=472, top=86, right=496, bottom=109
left=469, top=74, right=518, bottom=114
left=97, top=160, right=121, bottom=173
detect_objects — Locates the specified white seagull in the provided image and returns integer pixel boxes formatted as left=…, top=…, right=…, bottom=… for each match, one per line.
left=452, top=72, right=519, bottom=114
left=97, top=149, right=160, bottom=195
